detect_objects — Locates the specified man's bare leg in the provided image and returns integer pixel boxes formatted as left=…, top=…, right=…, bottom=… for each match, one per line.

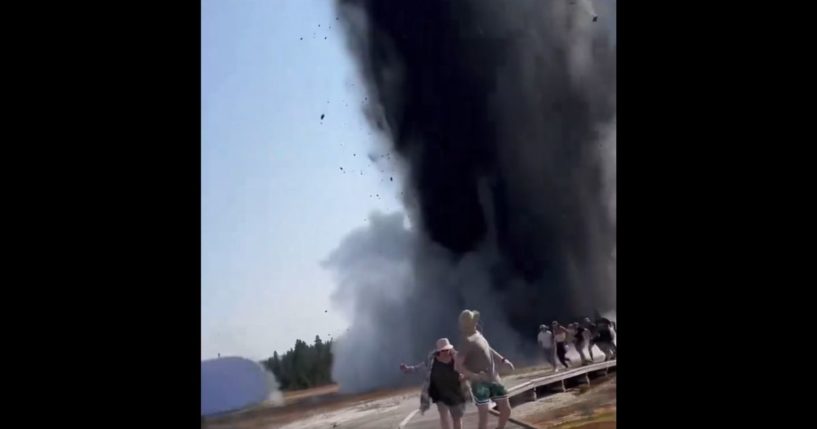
left=495, top=398, right=512, bottom=429
left=477, top=404, right=490, bottom=429
left=436, top=404, right=452, bottom=429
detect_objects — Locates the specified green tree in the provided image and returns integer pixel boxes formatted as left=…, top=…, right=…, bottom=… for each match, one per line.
left=262, top=336, right=335, bottom=391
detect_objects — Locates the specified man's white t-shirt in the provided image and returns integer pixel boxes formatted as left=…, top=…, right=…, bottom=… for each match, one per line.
left=537, top=330, right=553, bottom=349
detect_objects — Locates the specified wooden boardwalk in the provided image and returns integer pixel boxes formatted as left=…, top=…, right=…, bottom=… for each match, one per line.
left=507, top=360, right=617, bottom=398
left=401, top=360, right=617, bottom=429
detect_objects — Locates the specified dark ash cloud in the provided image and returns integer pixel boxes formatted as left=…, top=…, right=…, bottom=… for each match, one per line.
left=326, top=0, right=616, bottom=393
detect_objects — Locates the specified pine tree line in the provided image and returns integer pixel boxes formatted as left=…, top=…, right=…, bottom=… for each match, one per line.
left=261, top=335, right=334, bottom=391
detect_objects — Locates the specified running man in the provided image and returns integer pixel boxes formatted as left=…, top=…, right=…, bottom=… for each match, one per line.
left=537, top=324, right=556, bottom=369
left=551, top=321, right=572, bottom=371
left=455, top=310, right=515, bottom=429
left=572, top=322, right=592, bottom=365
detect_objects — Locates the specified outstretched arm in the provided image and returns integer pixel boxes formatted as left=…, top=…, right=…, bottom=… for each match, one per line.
left=400, top=352, right=432, bottom=374
left=400, top=360, right=426, bottom=374
left=489, top=347, right=506, bottom=362
left=490, top=347, right=515, bottom=371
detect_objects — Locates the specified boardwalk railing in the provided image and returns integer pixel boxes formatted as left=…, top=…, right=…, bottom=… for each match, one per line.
left=507, top=360, right=617, bottom=398
left=485, top=361, right=617, bottom=429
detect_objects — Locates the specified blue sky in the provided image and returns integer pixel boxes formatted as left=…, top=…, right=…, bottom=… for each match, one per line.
left=202, top=0, right=402, bottom=360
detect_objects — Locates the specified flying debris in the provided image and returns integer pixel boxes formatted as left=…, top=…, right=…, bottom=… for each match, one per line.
left=390, top=177, right=393, bottom=181
left=321, top=114, right=325, bottom=120
left=576, top=0, right=599, bottom=22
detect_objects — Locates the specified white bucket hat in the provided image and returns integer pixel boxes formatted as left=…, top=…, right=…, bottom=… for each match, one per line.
left=435, top=338, right=454, bottom=352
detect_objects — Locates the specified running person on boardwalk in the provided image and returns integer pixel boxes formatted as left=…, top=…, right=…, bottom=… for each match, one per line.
left=572, top=322, right=592, bottom=365
left=551, top=321, right=572, bottom=371
left=537, top=324, right=557, bottom=370
left=593, top=317, right=617, bottom=360
left=455, top=310, right=515, bottom=429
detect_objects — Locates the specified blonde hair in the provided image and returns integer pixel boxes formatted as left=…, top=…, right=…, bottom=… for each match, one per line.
left=459, top=309, right=480, bottom=332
